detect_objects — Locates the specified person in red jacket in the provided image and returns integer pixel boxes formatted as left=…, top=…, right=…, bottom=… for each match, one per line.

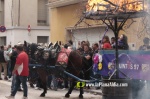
left=6, top=45, right=29, bottom=99
left=102, top=36, right=112, bottom=50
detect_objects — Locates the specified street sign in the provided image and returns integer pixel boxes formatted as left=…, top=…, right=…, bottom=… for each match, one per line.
left=0, top=26, right=6, bottom=32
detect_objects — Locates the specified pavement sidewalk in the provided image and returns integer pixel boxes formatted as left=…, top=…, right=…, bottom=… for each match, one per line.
left=0, top=74, right=102, bottom=96
left=84, top=88, right=102, bottom=95
left=75, top=87, right=102, bottom=95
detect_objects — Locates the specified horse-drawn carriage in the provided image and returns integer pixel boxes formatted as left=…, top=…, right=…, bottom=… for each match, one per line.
left=24, top=41, right=99, bottom=98
left=24, top=40, right=150, bottom=99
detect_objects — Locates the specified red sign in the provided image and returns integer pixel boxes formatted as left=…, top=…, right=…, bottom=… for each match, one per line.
left=0, top=26, right=6, bottom=32
left=28, top=25, right=31, bottom=32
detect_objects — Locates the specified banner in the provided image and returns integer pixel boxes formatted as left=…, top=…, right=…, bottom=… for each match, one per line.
left=98, top=50, right=150, bottom=80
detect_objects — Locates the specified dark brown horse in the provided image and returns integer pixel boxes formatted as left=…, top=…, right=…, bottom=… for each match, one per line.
left=24, top=41, right=59, bottom=96
left=24, top=41, right=90, bottom=98
left=64, top=50, right=85, bottom=98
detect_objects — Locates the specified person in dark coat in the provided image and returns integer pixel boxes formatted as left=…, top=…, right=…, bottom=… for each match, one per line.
left=10, top=46, right=18, bottom=76
left=0, top=46, right=7, bottom=80
left=111, top=37, right=116, bottom=49
left=118, top=34, right=129, bottom=50
left=82, top=44, right=93, bottom=80
left=77, top=41, right=86, bottom=54
left=92, top=43, right=99, bottom=54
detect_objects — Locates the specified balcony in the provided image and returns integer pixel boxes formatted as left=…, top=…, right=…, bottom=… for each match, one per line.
left=48, top=0, right=87, bottom=8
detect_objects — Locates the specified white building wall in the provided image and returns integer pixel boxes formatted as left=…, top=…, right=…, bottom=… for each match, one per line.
left=1, top=0, right=51, bottom=46
left=0, top=27, right=50, bottom=46
left=0, top=29, right=14, bottom=46
left=14, top=30, right=50, bottom=46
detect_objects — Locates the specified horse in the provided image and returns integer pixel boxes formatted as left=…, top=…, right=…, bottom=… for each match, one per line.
left=24, top=41, right=91, bottom=98
left=23, top=41, right=39, bottom=87
left=24, top=41, right=63, bottom=96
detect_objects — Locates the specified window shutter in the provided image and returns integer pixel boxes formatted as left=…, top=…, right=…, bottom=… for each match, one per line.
left=0, top=0, right=4, bottom=25
left=37, top=36, right=49, bottom=43
left=38, top=0, right=48, bottom=26
left=0, top=0, right=2, bottom=11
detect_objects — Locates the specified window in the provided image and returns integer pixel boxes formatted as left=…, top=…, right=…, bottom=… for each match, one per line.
left=0, top=37, right=6, bottom=46
left=37, top=36, right=49, bottom=44
left=37, top=0, right=48, bottom=26
left=0, top=0, right=4, bottom=25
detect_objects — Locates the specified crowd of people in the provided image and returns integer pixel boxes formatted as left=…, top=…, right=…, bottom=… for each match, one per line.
left=1, top=34, right=149, bottom=99
left=100, top=34, right=129, bottom=50
left=0, top=44, right=29, bottom=99
left=0, top=45, right=14, bottom=81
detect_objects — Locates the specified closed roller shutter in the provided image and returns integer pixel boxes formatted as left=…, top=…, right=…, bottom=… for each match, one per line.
left=0, top=0, right=2, bottom=11
left=0, top=37, right=6, bottom=46
left=37, top=36, right=49, bottom=43
left=38, top=0, right=48, bottom=26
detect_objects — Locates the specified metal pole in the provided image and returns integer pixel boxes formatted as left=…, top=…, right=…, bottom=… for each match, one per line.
left=11, top=0, right=13, bottom=26
left=114, top=17, right=119, bottom=79
left=143, top=0, right=144, bottom=11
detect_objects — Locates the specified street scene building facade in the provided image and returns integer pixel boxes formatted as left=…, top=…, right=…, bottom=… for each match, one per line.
left=0, top=0, right=50, bottom=46
left=48, top=0, right=150, bottom=50
left=0, top=0, right=150, bottom=99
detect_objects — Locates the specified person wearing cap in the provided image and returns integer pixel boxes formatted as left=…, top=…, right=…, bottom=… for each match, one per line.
left=6, top=45, right=29, bottom=99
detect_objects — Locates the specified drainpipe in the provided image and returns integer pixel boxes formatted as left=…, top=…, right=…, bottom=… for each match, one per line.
left=18, top=0, right=20, bottom=26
